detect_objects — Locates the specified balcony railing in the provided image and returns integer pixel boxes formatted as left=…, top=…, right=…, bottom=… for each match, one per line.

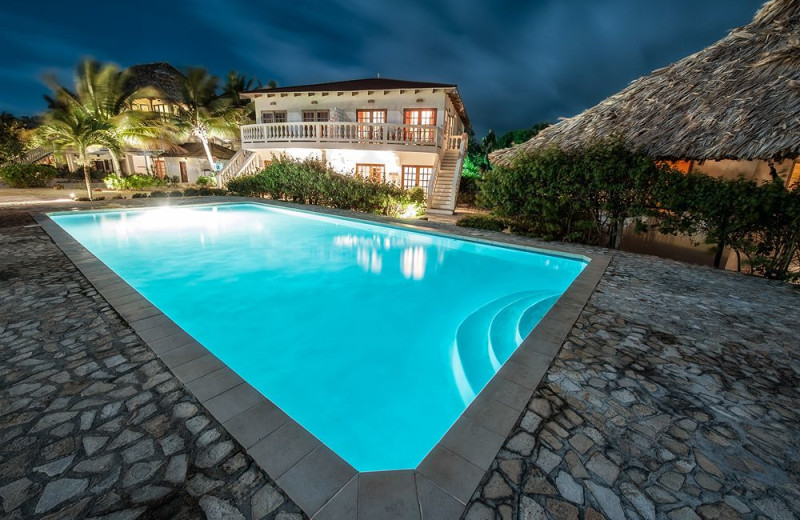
left=241, top=122, right=443, bottom=149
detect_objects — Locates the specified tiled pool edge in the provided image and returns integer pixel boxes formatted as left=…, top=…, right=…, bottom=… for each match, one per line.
left=33, top=205, right=611, bottom=520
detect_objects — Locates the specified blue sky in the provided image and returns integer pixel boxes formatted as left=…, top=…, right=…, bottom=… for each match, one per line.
left=0, top=0, right=763, bottom=135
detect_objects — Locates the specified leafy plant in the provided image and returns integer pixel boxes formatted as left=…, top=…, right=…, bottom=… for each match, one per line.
left=0, top=164, right=59, bottom=188
left=131, top=192, right=149, bottom=198
left=480, top=141, right=665, bottom=248
left=196, top=175, right=216, bottom=187
left=456, top=215, right=507, bottom=232
left=227, top=156, right=424, bottom=217
left=103, top=174, right=164, bottom=190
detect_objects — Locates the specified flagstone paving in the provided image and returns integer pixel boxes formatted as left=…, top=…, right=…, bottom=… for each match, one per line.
left=0, top=210, right=304, bottom=519
left=463, top=244, right=800, bottom=520
left=1, top=200, right=799, bottom=520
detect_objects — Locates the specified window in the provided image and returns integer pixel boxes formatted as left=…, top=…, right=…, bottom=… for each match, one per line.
left=660, top=160, right=693, bottom=174
left=302, top=110, right=330, bottom=122
left=261, top=111, right=287, bottom=124
left=356, top=110, right=387, bottom=141
left=402, top=166, right=433, bottom=190
left=356, top=110, right=387, bottom=124
left=403, top=109, right=437, bottom=143
left=356, top=164, right=385, bottom=182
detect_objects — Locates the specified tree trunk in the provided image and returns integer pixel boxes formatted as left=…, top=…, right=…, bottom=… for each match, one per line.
left=201, top=137, right=216, bottom=173
left=713, top=239, right=725, bottom=268
left=611, top=218, right=625, bottom=250
left=109, top=151, right=122, bottom=178
left=80, top=150, right=92, bottom=200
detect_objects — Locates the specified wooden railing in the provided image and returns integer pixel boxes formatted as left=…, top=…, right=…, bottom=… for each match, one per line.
left=241, top=122, right=443, bottom=148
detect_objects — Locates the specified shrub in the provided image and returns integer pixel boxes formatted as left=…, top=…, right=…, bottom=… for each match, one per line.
left=74, top=196, right=106, bottom=201
left=458, top=175, right=481, bottom=206
left=131, top=192, right=149, bottom=198
left=103, top=174, right=165, bottom=190
left=168, top=190, right=184, bottom=197
left=112, top=194, right=125, bottom=199
left=196, top=175, right=216, bottom=187
left=480, top=142, right=667, bottom=247
left=0, top=163, right=59, bottom=188
left=456, top=214, right=507, bottom=232
left=227, top=156, right=424, bottom=217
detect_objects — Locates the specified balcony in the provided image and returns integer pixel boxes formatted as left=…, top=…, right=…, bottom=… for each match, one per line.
left=241, top=122, right=443, bottom=151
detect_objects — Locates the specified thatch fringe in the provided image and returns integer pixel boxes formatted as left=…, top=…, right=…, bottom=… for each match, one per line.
left=492, top=0, right=800, bottom=165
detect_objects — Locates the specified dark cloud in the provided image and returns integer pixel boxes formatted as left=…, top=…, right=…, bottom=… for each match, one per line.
left=0, top=0, right=763, bottom=135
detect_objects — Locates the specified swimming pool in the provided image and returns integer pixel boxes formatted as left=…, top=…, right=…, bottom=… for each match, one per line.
left=51, top=203, right=587, bottom=471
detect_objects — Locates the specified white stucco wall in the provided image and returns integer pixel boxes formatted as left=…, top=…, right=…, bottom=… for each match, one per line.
left=251, top=148, right=437, bottom=186
left=163, top=158, right=224, bottom=183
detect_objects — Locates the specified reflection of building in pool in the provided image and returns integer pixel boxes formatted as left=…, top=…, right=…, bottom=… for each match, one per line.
left=220, top=78, right=472, bottom=215
left=333, top=234, right=430, bottom=279
left=401, top=246, right=427, bottom=280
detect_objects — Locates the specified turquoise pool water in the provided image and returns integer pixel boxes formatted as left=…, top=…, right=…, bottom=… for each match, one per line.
left=51, top=203, right=587, bottom=471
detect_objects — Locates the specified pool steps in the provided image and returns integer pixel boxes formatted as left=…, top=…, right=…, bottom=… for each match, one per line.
left=452, top=291, right=559, bottom=404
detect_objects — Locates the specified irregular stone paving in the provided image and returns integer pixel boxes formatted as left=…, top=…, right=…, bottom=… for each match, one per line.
left=0, top=209, right=305, bottom=519
left=463, top=247, right=800, bottom=520
left=2, top=199, right=800, bottom=520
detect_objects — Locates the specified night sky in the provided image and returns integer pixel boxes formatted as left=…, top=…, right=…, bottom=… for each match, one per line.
left=0, top=0, right=763, bottom=135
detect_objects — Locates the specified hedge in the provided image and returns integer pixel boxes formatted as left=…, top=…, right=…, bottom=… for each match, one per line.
left=0, top=164, right=59, bottom=188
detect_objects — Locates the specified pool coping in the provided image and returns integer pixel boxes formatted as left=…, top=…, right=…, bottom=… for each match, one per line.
left=33, top=199, right=611, bottom=520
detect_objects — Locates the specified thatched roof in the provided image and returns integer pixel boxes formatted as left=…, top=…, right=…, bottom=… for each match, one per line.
left=125, top=62, right=185, bottom=102
left=160, top=142, right=235, bottom=160
left=492, top=0, right=800, bottom=165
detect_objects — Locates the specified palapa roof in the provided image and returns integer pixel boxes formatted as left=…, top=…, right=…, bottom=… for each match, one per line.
left=125, top=62, right=186, bottom=103
left=160, top=142, right=236, bottom=160
left=492, top=0, right=800, bottom=165
left=241, top=77, right=470, bottom=128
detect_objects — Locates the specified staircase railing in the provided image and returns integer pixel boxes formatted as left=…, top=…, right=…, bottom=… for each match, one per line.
left=447, top=132, right=469, bottom=211
left=20, top=146, right=53, bottom=164
left=217, top=149, right=259, bottom=187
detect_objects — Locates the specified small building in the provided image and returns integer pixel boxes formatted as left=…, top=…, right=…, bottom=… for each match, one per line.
left=491, top=0, right=800, bottom=187
left=27, top=62, right=237, bottom=180
left=219, top=78, right=471, bottom=214
left=158, top=142, right=235, bottom=183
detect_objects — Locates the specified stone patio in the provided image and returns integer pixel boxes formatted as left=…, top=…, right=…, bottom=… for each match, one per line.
left=1, top=198, right=799, bottom=519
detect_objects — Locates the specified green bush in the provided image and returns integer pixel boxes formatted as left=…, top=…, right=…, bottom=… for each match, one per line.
left=458, top=175, right=481, bottom=206
left=196, top=175, right=216, bottom=187
left=0, top=164, right=59, bottom=188
left=103, top=174, right=165, bottom=190
left=480, top=142, right=666, bottom=247
left=456, top=214, right=507, bottom=232
left=131, top=192, right=149, bottom=198
left=227, top=156, right=424, bottom=217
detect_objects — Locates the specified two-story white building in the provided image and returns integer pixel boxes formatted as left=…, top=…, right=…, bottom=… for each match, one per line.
left=218, top=78, right=470, bottom=214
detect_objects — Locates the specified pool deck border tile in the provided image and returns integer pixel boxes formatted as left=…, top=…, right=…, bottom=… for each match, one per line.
left=33, top=199, right=611, bottom=519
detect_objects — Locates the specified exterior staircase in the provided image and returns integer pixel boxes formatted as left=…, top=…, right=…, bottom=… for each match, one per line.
left=217, top=149, right=260, bottom=187
left=20, top=146, right=53, bottom=164
left=427, top=133, right=467, bottom=215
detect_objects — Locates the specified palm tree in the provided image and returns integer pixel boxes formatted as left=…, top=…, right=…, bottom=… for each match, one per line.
left=173, top=68, right=247, bottom=172
left=46, top=60, right=175, bottom=177
left=35, top=103, right=116, bottom=199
